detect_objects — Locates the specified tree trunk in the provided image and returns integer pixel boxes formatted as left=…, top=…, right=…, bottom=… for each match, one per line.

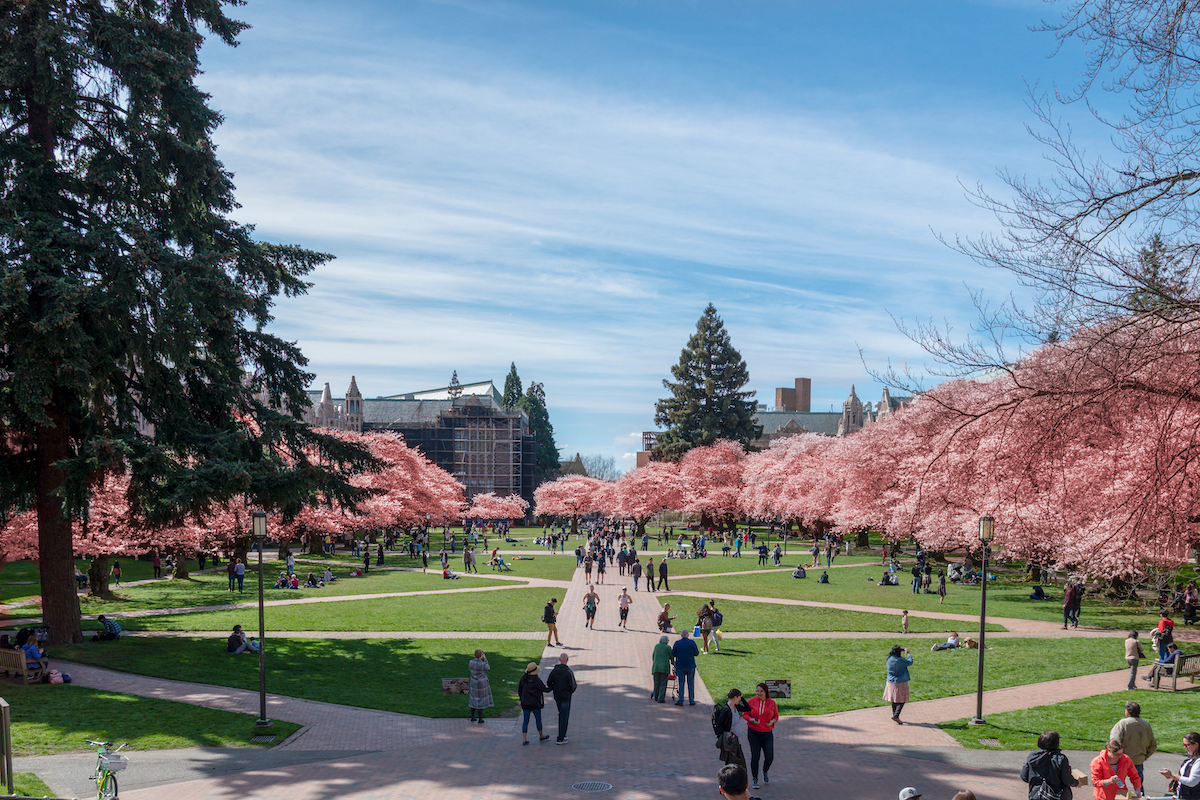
left=87, top=555, right=110, bottom=597
left=171, top=549, right=190, bottom=579
left=856, top=530, right=870, bottom=548
left=570, top=514, right=579, bottom=537
left=35, top=414, right=83, bottom=644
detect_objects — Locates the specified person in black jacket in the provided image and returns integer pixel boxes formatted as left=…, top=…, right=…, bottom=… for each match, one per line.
left=1021, top=730, right=1079, bottom=800
left=715, top=688, right=751, bottom=772
left=658, top=558, right=669, bottom=591
left=518, top=663, right=551, bottom=745
left=545, top=652, right=577, bottom=744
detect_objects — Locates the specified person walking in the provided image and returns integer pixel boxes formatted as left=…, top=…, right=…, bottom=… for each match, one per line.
left=543, top=598, right=564, bottom=646
left=631, top=559, right=642, bottom=591
left=546, top=652, right=577, bottom=744
left=715, top=688, right=751, bottom=774
left=467, top=649, right=493, bottom=724
left=234, top=558, right=245, bottom=592
left=884, top=645, right=913, bottom=725
left=937, top=570, right=947, bottom=604
left=617, top=588, right=633, bottom=630
left=1157, top=731, right=1200, bottom=798
left=651, top=635, right=672, bottom=703
left=646, top=558, right=657, bottom=592
left=1090, top=739, right=1142, bottom=800
left=1124, top=632, right=1146, bottom=691
left=596, top=553, right=606, bottom=585
left=226, top=558, right=237, bottom=592
left=1158, top=610, right=1176, bottom=661
left=671, top=629, right=700, bottom=706
left=658, top=558, right=669, bottom=592
left=285, top=551, right=295, bottom=577
left=742, top=682, right=778, bottom=790
left=517, top=663, right=551, bottom=745
left=1110, top=701, right=1156, bottom=787
left=1022, top=731, right=1080, bottom=800
left=698, top=601, right=715, bottom=653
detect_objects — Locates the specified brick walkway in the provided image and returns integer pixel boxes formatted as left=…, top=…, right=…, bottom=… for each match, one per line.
left=34, top=563, right=1149, bottom=800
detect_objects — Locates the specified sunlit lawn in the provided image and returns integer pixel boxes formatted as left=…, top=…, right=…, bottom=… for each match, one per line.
left=657, top=597, right=1004, bottom=633
left=695, top=637, right=1123, bottom=715
left=674, top=565, right=1166, bottom=629
left=0, top=682, right=301, bottom=755
left=940, top=689, right=1200, bottom=752
left=121, top=586, right=555, bottom=631
left=54, top=637, right=541, bottom=717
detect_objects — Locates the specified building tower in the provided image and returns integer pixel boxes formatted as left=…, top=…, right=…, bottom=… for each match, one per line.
left=344, top=376, right=363, bottom=433
left=838, top=385, right=864, bottom=437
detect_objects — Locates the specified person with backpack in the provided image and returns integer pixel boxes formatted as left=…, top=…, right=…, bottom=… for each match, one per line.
left=698, top=602, right=715, bottom=653
left=543, top=598, right=563, bottom=646
left=714, top=688, right=751, bottom=773
left=1158, top=610, right=1176, bottom=660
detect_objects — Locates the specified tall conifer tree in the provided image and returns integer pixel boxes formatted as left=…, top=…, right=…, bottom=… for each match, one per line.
left=518, top=382, right=560, bottom=483
left=0, top=1, right=373, bottom=642
left=502, top=363, right=523, bottom=408
left=653, top=304, right=761, bottom=461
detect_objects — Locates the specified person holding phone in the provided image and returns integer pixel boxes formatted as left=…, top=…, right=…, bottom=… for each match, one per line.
left=885, top=645, right=914, bottom=725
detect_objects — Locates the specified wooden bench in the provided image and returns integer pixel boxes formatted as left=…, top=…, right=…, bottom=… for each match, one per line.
left=1150, top=652, right=1200, bottom=692
left=0, top=648, right=47, bottom=683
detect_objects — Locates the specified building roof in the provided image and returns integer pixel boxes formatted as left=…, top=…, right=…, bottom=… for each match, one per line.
left=754, top=411, right=841, bottom=437
left=380, top=380, right=502, bottom=403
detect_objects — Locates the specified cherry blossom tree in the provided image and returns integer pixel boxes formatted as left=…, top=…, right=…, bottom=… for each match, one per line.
left=610, top=461, right=682, bottom=537
left=534, top=475, right=607, bottom=536
left=469, top=492, right=529, bottom=523
left=678, top=440, right=745, bottom=531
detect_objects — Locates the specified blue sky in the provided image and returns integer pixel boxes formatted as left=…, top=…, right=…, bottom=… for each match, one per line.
left=197, top=0, right=1093, bottom=471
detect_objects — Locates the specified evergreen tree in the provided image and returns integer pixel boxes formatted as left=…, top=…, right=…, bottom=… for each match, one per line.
left=447, top=371, right=463, bottom=399
left=1129, top=235, right=1189, bottom=313
left=0, top=1, right=373, bottom=642
left=653, top=304, right=761, bottom=461
left=518, top=382, right=561, bottom=483
left=502, top=363, right=523, bottom=408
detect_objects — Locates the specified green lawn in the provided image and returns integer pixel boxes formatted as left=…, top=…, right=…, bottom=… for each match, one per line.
left=53, top=637, right=542, bottom=717
left=674, top=565, right=1165, bottom=629
left=0, top=683, right=301, bottom=755
left=14, top=773, right=54, bottom=796
left=659, top=597, right=1004, bottom=633
left=122, top=586, right=555, bottom=631
left=694, top=637, right=1123, bottom=715
left=940, top=689, right=1200, bottom=752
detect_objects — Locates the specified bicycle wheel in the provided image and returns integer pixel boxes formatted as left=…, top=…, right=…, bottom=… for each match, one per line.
left=98, top=772, right=118, bottom=800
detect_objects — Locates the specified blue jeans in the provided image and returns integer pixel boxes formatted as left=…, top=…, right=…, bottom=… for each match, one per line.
left=521, top=707, right=543, bottom=734
left=236, top=574, right=244, bottom=591
left=555, top=699, right=571, bottom=740
left=675, top=669, right=695, bottom=703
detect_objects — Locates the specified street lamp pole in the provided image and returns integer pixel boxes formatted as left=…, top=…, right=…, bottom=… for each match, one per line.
left=971, top=516, right=995, bottom=726
left=252, top=510, right=272, bottom=733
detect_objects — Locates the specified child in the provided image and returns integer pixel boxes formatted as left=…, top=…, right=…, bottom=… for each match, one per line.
left=901, top=610, right=909, bottom=634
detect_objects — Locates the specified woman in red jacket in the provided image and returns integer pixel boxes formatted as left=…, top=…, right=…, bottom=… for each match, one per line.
left=741, top=682, right=779, bottom=791
left=1090, top=739, right=1141, bottom=800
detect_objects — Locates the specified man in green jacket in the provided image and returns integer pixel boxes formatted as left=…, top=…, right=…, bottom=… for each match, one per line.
left=651, top=634, right=673, bottom=703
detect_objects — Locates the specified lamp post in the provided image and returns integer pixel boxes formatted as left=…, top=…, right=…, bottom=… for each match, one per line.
left=970, top=516, right=995, bottom=726
left=251, top=510, right=272, bottom=733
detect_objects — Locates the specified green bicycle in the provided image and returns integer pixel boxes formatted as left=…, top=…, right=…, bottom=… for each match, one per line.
left=86, top=740, right=128, bottom=800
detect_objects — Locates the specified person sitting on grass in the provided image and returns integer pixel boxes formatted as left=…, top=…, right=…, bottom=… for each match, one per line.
left=443, top=566, right=460, bottom=580
left=92, top=615, right=121, bottom=642
left=305, top=572, right=320, bottom=588
left=817, top=570, right=829, bottom=583
left=288, top=574, right=300, bottom=589
left=324, top=567, right=336, bottom=584
left=226, top=624, right=261, bottom=655
left=272, top=572, right=289, bottom=589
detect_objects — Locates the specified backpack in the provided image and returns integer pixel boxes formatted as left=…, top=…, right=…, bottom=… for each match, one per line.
left=713, top=609, right=724, bottom=627
left=711, top=703, right=724, bottom=736
left=48, top=669, right=63, bottom=685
